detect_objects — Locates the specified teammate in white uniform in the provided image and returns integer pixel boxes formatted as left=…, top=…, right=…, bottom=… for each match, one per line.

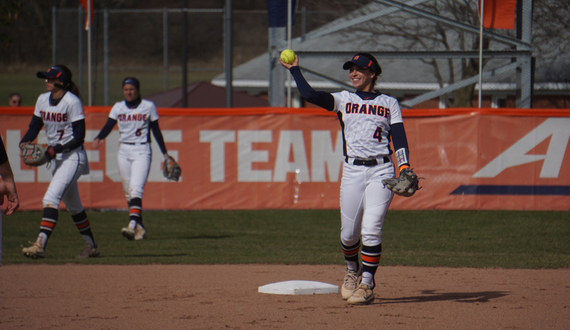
left=21, top=65, right=99, bottom=259
left=282, top=53, right=413, bottom=305
left=93, top=77, right=170, bottom=241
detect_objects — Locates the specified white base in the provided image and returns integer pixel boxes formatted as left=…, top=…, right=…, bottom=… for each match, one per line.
left=258, top=280, right=339, bottom=295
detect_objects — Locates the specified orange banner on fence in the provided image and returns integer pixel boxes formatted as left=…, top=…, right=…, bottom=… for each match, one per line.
left=1, top=107, right=569, bottom=211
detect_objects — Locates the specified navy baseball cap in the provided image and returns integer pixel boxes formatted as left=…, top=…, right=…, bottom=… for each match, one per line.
left=37, top=66, right=70, bottom=86
left=343, top=53, right=382, bottom=75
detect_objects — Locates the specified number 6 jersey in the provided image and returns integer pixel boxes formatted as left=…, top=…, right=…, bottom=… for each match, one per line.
left=109, top=99, right=160, bottom=143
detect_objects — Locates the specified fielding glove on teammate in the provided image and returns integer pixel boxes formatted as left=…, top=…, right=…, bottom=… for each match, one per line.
left=20, top=143, right=55, bottom=166
left=382, top=168, right=422, bottom=197
left=163, top=155, right=181, bottom=182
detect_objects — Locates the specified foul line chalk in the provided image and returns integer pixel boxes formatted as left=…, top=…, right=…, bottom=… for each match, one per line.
left=258, top=280, right=339, bottom=295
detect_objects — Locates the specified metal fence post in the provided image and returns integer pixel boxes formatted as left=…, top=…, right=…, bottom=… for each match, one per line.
left=516, top=0, right=533, bottom=108
left=78, top=6, right=83, bottom=90
left=224, top=0, right=233, bottom=107
left=52, top=7, right=57, bottom=66
left=163, top=8, right=169, bottom=92
left=182, top=3, right=188, bottom=107
left=104, top=8, right=109, bottom=106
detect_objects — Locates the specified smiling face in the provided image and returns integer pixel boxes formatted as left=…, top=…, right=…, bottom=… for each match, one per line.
left=123, top=84, right=140, bottom=102
left=348, top=64, right=376, bottom=92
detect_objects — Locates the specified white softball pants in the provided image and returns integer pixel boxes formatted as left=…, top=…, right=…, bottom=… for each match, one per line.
left=118, top=143, right=151, bottom=201
left=43, top=146, right=89, bottom=214
left=340, top=161, right=395, bottom=247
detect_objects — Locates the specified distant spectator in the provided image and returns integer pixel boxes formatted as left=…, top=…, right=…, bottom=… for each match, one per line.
left=9, top=93, right=22, bottom=107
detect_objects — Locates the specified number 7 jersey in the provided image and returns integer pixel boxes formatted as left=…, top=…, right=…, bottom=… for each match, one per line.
left=331, top=91, right=403, bottom=159
left=34, top=92, right=85, bottom=146
left=109, top=99, right=159, bottom=143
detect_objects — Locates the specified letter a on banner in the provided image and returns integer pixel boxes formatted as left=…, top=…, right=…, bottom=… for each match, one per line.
left=473, top=118, right=570, bottom=178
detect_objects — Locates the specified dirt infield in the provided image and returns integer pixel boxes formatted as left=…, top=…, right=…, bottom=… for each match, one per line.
left=0, top=264, right=568, bottom=329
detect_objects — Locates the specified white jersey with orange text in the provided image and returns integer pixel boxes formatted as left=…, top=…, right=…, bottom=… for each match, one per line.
left=33, top=92, right=85, bottom=146
left=108, top=99, right=159, bottom=143
left=331, top=91, right=403, bottom=159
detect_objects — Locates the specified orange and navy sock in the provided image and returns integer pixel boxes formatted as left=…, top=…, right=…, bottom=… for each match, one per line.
left=39, top=207, right=59, bottom=248
left=361, top=243, right=382, bottom=288
left=72, top=210, right=96, bottom=247
left=341, top=240, right=361, bottom=272
left=129, top=198, right=143, bottom=228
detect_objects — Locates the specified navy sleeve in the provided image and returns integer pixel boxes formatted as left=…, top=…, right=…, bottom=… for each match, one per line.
left=391, top=122, right=411, bottom=167
left=150, top=120, right=168, bottom=155
left=0, top=136, right=8, bottom=165
left=391, top=123, right=409, bottom=151
left=95, top=118, right=118, bottom=140
left=289, top=66, right=335, bottom=111
left=20, top=115, right=44, bottom=144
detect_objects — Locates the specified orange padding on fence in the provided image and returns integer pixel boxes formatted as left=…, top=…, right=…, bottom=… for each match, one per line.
left=1, top=108, right=569, bottom=211
left=2, top=106, right=570, bottom=117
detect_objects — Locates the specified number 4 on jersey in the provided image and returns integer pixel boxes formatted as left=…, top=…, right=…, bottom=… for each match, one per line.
left=373, top=127, right=382, bottom=142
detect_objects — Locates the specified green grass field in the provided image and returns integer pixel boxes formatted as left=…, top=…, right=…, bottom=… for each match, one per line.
left=2, top=210, right=569, bottom=268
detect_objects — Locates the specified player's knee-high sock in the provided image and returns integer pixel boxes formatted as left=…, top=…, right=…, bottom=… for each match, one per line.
left=72, top=210, right=96, bottom=247
left=361, top=243, right=382, bottom=288
left=129, top=198, right=143, bottom=229
left=37, top=207, right=58, bottom=248
left=341, top=240, right=361, bottom=272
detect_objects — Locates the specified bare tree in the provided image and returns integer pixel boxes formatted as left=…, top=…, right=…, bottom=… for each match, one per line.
left=532, top=0, right=570, bottom=82
left=349, top=0, right=500, bottom=107
left=328, top=0, right=568, bottom=107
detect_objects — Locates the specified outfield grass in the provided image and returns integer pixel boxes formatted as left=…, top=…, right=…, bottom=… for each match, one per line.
left=2, top=210, right=568, bottom=268
left=0, top=68, right=220, bottom=107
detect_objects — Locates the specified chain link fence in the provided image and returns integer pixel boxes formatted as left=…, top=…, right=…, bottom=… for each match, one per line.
left=51, top=6, right=341, bottom=106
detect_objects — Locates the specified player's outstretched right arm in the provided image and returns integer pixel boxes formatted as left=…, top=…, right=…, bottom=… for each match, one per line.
left=280, top=56, right=334, bottom=111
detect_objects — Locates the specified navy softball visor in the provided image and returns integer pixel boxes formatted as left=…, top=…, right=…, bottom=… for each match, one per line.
left=122, top=78, right=140, bottom=90
left=343, top=54, right=382, bottom=75
left=37, top=66, right=70, bottom=86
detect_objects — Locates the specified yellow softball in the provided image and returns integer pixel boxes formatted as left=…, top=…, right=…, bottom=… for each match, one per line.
left=280, top=49, right=296, bottom=64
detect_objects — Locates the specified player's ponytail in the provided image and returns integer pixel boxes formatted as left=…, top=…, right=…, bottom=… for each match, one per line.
left=55, top=64, right=82, bottom=100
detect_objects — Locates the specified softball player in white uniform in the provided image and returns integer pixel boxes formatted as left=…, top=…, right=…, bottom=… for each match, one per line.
left=282, top=53, right=413, bottom=305
left=93, top=77, right=170, bottom=241
left=21, top=65, right=99, bottom=259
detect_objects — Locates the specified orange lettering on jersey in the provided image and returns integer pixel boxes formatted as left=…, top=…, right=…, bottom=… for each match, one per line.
left=118, top=113, right=148, bottom=122
left=40, top=111, right=68, bottom=122
left=377, top=106, right=384, bottom=117
left=352, top=103, right=359, bottom=113
left=345, top=102, right=391, bottom=119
